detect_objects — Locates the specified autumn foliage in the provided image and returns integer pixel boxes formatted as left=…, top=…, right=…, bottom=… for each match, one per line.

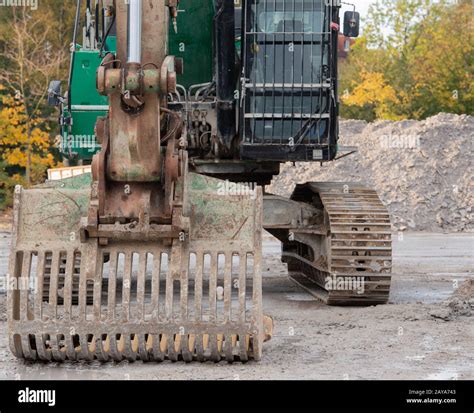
left=340, top=0, right=473, bottom=121
left=0, top=2, right=74, bottom=208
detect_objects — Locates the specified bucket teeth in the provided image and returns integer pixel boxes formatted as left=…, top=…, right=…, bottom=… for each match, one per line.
left=8, top=174, right=266, bottom=363
left=9, top=241, right=263, bottom=362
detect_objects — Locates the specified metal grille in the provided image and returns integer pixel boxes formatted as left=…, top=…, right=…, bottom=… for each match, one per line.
left=241, top=0, right=337, bottom=160
left=8, top=176, right=265, bottom=363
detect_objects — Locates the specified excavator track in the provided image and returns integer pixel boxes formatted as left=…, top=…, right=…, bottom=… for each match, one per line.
left=283, top=182, right=392, bottom=306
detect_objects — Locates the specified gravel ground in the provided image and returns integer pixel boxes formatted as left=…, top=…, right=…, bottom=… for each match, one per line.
left=0, top=230, right=472, bottom=380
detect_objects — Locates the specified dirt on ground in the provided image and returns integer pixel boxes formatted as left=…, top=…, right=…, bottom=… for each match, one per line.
left=0, top=232, right=472, bottom=380
left=269, top=114, right=474, bottom=232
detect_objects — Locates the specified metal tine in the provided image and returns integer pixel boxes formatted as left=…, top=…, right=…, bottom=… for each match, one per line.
left=239, top=252, right=246, bottom=323
left=93, top=252, right=104, bottom=322
left=136, top=251, right=147, bottom=320
left=109, top=334, right=122, bottom=361
left=165, top=246, right=177, bottom=322
left=180, top=250, right=189, bottom=322
left=167, top=334, right=179, bottom=362
left=48, top=251, right=60, bottom=320
left=188, top=334, right=196, bottom=362
left=63, top=250, right=74, bottom=320
left=122, top=252, right=132, bottom=322
left=107, top=251, right=118, bottom=321
left=151, top=251, right=161, bottom=320
left=78, top=250, right=89, bottom=321
left=194, top=252, right=203, bottom=322
left=20, top=335, right=33, bottom=360
left=181, top=335, right=193, bottom=363
left=35, top=333, right=51, bottom=361
left=138, top=334, right=149, bottom=361
left=79, top=334, right=94, bottom=361
left=181, top=251, right=192, bottom=362
left=122, top=334, right=132, bottom=361
left=20, top=252, right=31, bottom=321
left=209, top=253, right=217, bottom=323
left=194, top=252, right=204, bottom=361
left=239, top=331, right=249, bottom=362
left=50, top=335, right=65, bottom=362
left=210, top=334, right=220, bottom=362
left=166, top=241, right=180, bottom=361
left=34, top=252, right=45, bottom=321
left=196, top=335, right=205, bottom=362
left=208, top=253, right=220, bottom=361
left=96, top=334, right=110, bottom=362
left=224, top=334, right=233, bottom=362
left=151, top=333, right=165, bottom=362
left=223, top=252, right=232, bottom=323
left=64, top=334, right=76, bottom=361
left=123, top=334, right=137, bottom=362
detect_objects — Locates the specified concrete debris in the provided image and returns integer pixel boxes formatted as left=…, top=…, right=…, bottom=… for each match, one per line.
left=269, top=113, right=474, bottom=232
left=429, top=280, right=473, bottom=321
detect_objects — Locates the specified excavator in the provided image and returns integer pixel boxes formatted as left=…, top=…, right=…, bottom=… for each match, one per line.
left=8, top=0, right=392, bottom=362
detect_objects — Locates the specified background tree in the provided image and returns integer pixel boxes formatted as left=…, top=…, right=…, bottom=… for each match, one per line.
left=0, top=2, right=75, bottom=188
left=340, top=0, right=473, bottom=120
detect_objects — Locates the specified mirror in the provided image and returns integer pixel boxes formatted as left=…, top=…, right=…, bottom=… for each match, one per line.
left=47, top=80, right=62, bottom=106
left=343, top=11, right=360, bottom=38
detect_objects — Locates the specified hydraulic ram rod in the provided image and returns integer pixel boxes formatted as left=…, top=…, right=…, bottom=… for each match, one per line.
left=127, top=0, right=142, bottom=64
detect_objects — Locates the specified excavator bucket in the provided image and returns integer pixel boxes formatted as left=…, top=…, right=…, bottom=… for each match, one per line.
left=8, top=173, right=268, bottom=362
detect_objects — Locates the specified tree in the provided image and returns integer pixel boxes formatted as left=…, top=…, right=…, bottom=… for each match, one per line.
left=341, top=71, right=402, bottom=120
left=0, top=2, right=75, bottom=186
left=0, top=92, right=56, bottom=185
left=340, top=0, right=473, bottom=120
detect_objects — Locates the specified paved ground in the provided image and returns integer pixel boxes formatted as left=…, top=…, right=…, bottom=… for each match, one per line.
left=0, top=230, right=472, bottom=380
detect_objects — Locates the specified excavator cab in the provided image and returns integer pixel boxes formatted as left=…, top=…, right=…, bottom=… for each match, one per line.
left=240, top=0, right=338, bottom=161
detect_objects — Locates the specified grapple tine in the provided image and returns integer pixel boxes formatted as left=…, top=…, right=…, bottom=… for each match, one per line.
left=150, top=254, right=160, bottom=320
left=107, top=252, right=118, bottom=321
left=63, top=250, right=74, bottom=321
left=34, top=251, right=45, bottom=321
left=109, top=334, right=122, bottom=362
left=36, top=333, right=52, bottom=361
left=19, top=252, right=31, bottom=322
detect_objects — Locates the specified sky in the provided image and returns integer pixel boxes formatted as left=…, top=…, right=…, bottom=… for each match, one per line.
left=341, top=0, right=375, bottom=18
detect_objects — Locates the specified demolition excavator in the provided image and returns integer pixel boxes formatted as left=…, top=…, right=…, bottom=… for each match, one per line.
left=8, top=0, right=392, bottom=362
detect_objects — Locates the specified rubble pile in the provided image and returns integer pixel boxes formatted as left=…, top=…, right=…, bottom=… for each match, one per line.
left=269, top=113, right=473, bottom=231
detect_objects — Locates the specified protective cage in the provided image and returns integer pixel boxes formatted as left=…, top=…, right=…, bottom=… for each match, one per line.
left=240, top=0, right=339, bottom=162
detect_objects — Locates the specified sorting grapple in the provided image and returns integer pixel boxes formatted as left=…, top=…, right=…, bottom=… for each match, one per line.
left=8, top=173, right=270, bottom=362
